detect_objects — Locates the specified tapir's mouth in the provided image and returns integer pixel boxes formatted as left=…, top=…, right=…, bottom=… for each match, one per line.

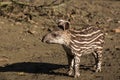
left=42, top=39, right=49, bottom=43
left=42, top=38, right=51, bottom=44
left=45, top=40, right=50, bottom=43
left=42, top=36, right=56, bottom=44
left=43, top=40, right=57, bottom=44
left=42, top=36, right=48, bottom=43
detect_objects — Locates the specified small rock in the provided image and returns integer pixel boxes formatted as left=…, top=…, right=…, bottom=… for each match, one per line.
left=27, top=30, right=37, bottom=34
left=0, top=56, right=9, bottom=62
left=113, top=27, right=120, bottom=33
left=118, top=21, right=120, bottom=23
left=15, top=22, right=22, bottom=25
left=34, top=25, right=38, bottom=28
left=29, top=20, right=36, bottom=24
left=115, top=47, right=120, bottom=51
left=18, top=72, right=26, bottom=76
left=106, top=17, right=113, bottom=22
left=41, top=26, right=46, bottom=30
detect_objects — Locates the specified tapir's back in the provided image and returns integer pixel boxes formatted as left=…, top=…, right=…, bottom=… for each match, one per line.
left=69, top=26, right=104, bottom=55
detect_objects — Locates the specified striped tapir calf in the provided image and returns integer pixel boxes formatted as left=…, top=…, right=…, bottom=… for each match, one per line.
left=42, top=20, right=105, bottom=78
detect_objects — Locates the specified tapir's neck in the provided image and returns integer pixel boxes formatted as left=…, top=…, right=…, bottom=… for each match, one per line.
left=62, top=30, right=71, bottom=47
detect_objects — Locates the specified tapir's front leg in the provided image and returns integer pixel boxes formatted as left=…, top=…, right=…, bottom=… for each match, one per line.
left=62, top=45, right=74, bottom=76
left=62, top=45, right=72, bottom=65
left=74, top=56, right=81, bottom=78
left=68, top=58, right=74, bottom=76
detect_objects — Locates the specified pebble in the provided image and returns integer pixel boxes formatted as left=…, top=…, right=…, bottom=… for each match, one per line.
left=114, top=27, right=120, bottom=33
left=106, top=17, right=113, bottom=22
left=115, top=47, right=120, bottom=51
left=18, top=72, right=26, bottom=76
left=15, top=22, right=22, bottom=25
left=34, top=25, right=38, bottom=28
left=27, top=30, right=37, bottom=34
left=118, top=21, right=120, bottom=23
left=0, top=56, right=9, bottom=62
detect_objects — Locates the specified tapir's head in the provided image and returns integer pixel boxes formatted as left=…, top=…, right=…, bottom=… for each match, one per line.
left=42, top=20, right=71, bottom=45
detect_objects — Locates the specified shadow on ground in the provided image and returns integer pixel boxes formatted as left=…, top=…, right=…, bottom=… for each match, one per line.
left=0, top=62, right=94, bottom=76
left=0, top=62, right=67, bottom=76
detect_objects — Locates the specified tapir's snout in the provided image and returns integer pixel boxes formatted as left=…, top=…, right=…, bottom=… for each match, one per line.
left=43, top=38, right=50, bottom=43
left=42, top=36, right=46, bottom=43
left=42, top=35, right=51, bottom=43
left=42, top=30, right=66, bottom=45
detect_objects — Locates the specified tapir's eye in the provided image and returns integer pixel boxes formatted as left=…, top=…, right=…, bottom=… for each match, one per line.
left=52, top=33, right=59, bottom=37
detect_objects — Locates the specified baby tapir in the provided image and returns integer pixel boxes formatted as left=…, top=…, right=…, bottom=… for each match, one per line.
left=42, top=20, right=104, bottom=78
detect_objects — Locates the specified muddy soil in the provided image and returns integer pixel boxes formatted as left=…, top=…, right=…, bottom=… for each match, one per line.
left=0, top=0, right=120, bottom=80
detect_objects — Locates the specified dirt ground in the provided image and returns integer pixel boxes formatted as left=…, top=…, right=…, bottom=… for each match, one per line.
left=0, top=0, right=120, bottom=80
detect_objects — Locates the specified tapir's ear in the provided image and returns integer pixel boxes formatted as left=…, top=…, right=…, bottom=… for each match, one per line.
left=57, top=20, right=70, bottom=30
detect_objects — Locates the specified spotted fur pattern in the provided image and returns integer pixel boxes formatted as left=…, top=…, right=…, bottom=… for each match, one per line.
left=43, top=20, right=105, bottom=78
